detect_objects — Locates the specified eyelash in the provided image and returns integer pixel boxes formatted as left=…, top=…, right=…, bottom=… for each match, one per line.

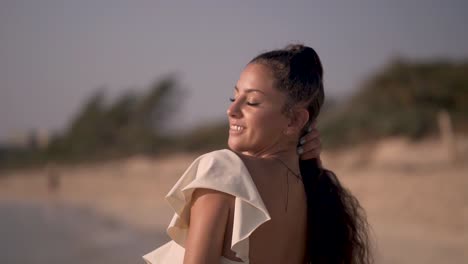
left=229, top=97, right=259, bottom=106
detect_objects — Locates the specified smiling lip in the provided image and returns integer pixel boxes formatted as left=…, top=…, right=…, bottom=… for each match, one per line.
left=229, top=124, right=245, bottom=134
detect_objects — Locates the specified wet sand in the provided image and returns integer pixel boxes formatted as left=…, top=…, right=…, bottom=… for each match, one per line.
left=0, top=201, right=166, bottom=264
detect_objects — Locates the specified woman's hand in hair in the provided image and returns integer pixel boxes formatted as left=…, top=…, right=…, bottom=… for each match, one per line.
left=297, top=121, right=322, bottom=166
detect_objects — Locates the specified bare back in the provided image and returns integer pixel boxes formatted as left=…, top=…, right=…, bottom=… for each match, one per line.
left=222, top=154, right=308, bottom=264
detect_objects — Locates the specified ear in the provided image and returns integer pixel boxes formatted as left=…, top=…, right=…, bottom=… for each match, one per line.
left=284, top=108, right=309, bottom=136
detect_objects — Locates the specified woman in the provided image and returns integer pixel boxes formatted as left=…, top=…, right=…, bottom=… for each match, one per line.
left=143, top=44, right=371, bottom=264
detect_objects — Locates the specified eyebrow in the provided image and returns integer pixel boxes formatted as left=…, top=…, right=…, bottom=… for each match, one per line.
left=234, top=86, right=266, bottom=95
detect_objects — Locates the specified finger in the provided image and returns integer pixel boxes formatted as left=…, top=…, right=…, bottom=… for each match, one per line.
left=300, top=132, right=320, bottom=147
left=301, top=139, right=321, bottom=154
left=298, top=141, right=321, bottom=160
left=299, top=129, right=319, bottom=145
left=308, top=120, right=318, bottom=130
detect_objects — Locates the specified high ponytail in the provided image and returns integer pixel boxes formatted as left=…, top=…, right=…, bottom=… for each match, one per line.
left=251, top=44, right=372, bottom=264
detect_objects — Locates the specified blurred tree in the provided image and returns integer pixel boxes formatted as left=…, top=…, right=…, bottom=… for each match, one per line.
left=46, top=75, right=182, bottom=161
left=181, top=121, right=229, bottom=152
left=320, top=58, right=468, bottom=148
left=64, top=89, right=108, bottom=157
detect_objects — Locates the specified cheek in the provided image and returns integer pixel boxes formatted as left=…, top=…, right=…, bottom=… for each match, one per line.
left=248, top=109, right=287, bottom=139
left=228, top=105, right=289, bottom=152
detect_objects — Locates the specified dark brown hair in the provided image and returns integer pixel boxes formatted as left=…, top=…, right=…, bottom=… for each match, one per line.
left=250, top=44, right=372, bottom=264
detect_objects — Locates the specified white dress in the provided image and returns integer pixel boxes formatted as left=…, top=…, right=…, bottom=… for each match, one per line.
left=143, top=149, right=272, bottom=264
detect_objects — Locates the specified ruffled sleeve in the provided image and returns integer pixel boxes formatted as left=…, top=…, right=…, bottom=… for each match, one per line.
left=143, top=149, right=271, bottom=263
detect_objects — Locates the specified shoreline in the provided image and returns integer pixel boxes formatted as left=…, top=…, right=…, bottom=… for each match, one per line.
left=0, top=200, right=167, bottom=264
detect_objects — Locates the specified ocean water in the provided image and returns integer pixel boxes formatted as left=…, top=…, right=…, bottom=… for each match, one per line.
left=0, top=201, right=167, bottom=264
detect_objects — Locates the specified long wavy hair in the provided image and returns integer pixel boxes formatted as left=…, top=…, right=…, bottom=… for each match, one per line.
left=250, top=44, right=372, bottom=264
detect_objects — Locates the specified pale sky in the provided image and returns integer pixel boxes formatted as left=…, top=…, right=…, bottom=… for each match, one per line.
left=1, top=0, right=467, bottom=141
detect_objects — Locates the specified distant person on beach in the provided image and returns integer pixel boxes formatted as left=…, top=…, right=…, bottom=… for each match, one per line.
left=46, top=163, right=61, bottom=194
left=144, top=44, right=371, bottom=264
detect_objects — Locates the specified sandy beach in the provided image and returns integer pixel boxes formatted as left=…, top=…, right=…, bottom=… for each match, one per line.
left=0, top=137, right=467, bottom=263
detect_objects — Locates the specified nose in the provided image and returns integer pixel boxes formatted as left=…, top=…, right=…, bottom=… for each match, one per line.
left=227, top=99, right=242, bottom=118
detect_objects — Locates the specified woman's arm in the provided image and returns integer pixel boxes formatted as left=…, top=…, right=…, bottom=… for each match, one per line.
left=183, top=188, right=233, bottom=264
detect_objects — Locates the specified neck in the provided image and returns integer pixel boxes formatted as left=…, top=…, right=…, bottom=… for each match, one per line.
left=241, top=145, right=299, bottom=166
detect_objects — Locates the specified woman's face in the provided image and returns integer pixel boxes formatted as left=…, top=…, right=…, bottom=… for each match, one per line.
left=227, top=63, right=291, bottom=156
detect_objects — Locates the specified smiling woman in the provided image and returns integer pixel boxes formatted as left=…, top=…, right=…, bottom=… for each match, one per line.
left=227, top=64, right=293, bottom=156
left=143, top=44, right=371, bottom=264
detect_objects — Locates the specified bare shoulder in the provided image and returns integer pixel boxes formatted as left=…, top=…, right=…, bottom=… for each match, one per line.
left=189, top=188, right=235, bottom=228
left=191, top=188, right=234, bottom=208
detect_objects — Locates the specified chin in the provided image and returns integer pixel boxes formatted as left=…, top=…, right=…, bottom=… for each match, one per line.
left=228, top=139, right=248, bottom=152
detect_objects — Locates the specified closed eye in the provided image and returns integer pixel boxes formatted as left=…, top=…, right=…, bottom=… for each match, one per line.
left=229, top=97, right=260, bottom=107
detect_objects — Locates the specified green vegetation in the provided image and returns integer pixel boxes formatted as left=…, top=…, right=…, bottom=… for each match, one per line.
left=0, top=75, right=183, bottom=169
left=1, top=58, right=467, bottom=169
left=46, top=75, right=181, bottom=160
left=320, top=58, right=468, bottom=148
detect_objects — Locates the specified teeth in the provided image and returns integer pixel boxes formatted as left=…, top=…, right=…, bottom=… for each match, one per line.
left=230, top=125, right=244, bottom=131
